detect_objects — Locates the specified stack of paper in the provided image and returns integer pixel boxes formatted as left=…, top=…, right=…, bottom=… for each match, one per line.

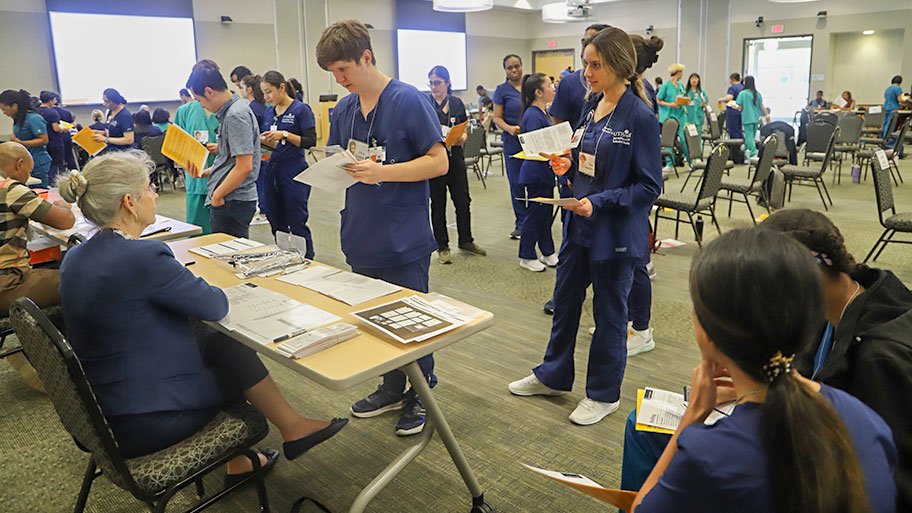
left=635, top=387, right=736, bottom=435
left=278, top=266, right=401, bottom=306
left=517, top=121, right=573, bottom=156
left=352, top=295, right=468, bottom=344
left=293, top=150, right=358, bottom=193
left=189, top=238, right=264, bottom=258
left=220, top=283, right=341, bottom=345
left=275, top=322, right=359, bottom=359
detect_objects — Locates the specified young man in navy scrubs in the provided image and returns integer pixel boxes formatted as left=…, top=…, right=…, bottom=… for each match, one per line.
left=316, top=20, right=448, bottom=436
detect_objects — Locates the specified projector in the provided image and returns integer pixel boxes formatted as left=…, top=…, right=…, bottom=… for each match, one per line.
left=567, top=5, right=593, bottom=19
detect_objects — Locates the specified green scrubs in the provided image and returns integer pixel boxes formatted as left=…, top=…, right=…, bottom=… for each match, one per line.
left=687, top=88, right=708, bottom=136
left=173, top=101, right=218, bottom=234
left=736, top=90, right=763, bottom=159
left=657, top=80, right=689, bottom=164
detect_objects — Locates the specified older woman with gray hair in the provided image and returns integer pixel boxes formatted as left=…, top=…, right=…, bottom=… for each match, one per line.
left=57, top=151, right=346, bottom=482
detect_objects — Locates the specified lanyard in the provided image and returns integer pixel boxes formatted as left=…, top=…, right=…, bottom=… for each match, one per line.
left=350, top=97, right=379, bottom=146
left=581, top=106, right=616, bottom=161
left=812, top=323, right=835, bottom=379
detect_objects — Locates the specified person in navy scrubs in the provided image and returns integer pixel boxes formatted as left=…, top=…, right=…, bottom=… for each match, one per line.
left=48, top=93, right=78, bottom=171
left=259, top=70, right=317, bottom=259
left=92, top=88, right=134, bottom=151
left=131, top=109, right=163, bottom=150
left=509, top=27, right=662, bottom=426
left=718, top=73, right=744, bottom=141
left=37, top=91, right=66, bottom=184
left=517, top=73, right=558, bottom=272
left=242, top=74, right=267, bottom=129
left=426, top=65, right=486, bottom=265
left=316, top=20, right=448, bottom=436
left=493, top=54, right=527, bottom=240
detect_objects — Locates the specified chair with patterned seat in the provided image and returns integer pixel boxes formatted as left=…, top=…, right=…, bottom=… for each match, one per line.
left=680, top=122, right=733, bottom=191
left=831, top=114, right=864, bottom=182
left=654, top=144, right=729, bottom=247
left=719, top=134, right=777, bottom=224
left=781, top=125, right=839, bottom=211
left=864, top=148, right=912, bottom=263
left=861, top=109, right=884, bottom=136
left=660, top=118, right=681, bottom=179
left=857, top=116, right=907, bottom=186
left=8, top=298, right=272, bottom=513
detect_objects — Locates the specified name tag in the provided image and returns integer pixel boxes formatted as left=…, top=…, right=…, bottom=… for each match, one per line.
left=368, top=145, right=386, bottom=163
left=441, top=125, right=451, bottom=137
left=569, top=128, right=584, bottom=149
left=270, top=124, right=278, bottom=132
left=579, top=152, right=595, bottom=177
left=349, top=139, right=371, bottom=160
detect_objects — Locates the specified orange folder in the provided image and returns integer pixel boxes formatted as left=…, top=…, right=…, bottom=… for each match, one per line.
left=161, top=123, right=208, bottom=172
left=444, top=120, right=469, bottom=147
left=72, top=126, right=107, bottom=156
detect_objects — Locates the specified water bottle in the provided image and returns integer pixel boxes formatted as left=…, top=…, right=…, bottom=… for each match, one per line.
left=851, top=163, right=861, bottom=184
left=695, top=215, right=704, bottom=241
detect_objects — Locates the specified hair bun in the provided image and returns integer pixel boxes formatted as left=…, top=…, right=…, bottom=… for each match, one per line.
left=59, top=170, right=88, bottom=203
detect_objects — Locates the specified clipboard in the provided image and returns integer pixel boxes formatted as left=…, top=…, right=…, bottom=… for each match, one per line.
left=675, top=95, right=691, bottom=106
left=72, top=126, right=107, bottom=156
left=161, top=123, right=208, bottom=172
left=635, top=388, right=676, bottom=435
left=444, top=120, right=468, bottom=147
left=524, top=465, right=637, bottom=511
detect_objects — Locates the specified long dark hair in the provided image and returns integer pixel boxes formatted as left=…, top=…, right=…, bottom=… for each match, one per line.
left=685, top=72, right=702, bottom=94
left=103, top=88, right=127, bottom=105
left=242, top=74, right=266, bottom=105
left=743, top=75, right=760, bottom=107
left=690, top=229, right=871, bottom=513
left=428, top=65, right=453, bottom=95
left=760, top=209, right=859, bottom=278
left=0, top=89, right=36, bottom=126
left=520, top=73, right=548, bottom=124
left=263, top=70, right=296, bottom=100
left=629, top=34, right=663, bottom=76
left=587, top=27, right=650, bottom=107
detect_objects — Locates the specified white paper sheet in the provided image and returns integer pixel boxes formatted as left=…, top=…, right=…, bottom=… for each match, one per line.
left=875, top=149, right=891, bottom=171
left=219, top=283, right=340, bottom=344
left=189, top=238, right=264, bottom=258
left=293, top=151, right=359, bottom=193
left=278, top=266, right=401, bottom=306
left=636, top=387, right=686, bottom=431
left=517, top=121, right=573, bottom=156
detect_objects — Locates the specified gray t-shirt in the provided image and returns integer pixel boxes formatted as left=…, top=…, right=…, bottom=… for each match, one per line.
left=207, top=95, right=260, bottom=205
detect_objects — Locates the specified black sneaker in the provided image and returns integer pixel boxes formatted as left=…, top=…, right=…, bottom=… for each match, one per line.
left=543, top=298, right=554, bottom=315
left=510, top=228, right=521, bottom=240
left=350, top=385, right=405, bottom=418
left=395, top=390, right=426, bottom=436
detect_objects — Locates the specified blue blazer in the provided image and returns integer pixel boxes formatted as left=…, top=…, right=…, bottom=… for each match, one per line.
left=60, top=230, right=230, bottom=418
left=568, top=87, right=662, bottom=261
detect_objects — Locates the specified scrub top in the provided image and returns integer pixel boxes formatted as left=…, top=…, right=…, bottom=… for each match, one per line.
left=249, top=100, right=266, bottom=130
left=173, top=100, right=218, bottom=195
left=37, top=106, right=64, bottom=153
left=13, top=112, right=52, bottom=167
left=327, top=79, right=442, bottom=269
left=656, top=80, right=686, bottom=123
left=736, top=90, right=764, bottom=125
left=549, top=69, right=588, bottom=129
left=105, top=106, right=134, bottom=151
left=884, top=84, right=903, bottom=111
left=726, top=83, right=744, bottom=124
left=643, top=80, right=659, bottom=116
left=518, top=106, right=553, bottom=185
left=687, top=88, right=708, bottom=126
left=568, top=88, right=662, bottom=261
left=428, top=93, right=468, bottom=161
left=261, top=100, right=315, bottom=170
left=155, top=122, right=170, bottom=133
left=54, top=106, right=75, bottom=144
left=493, top=80, right=523, bottom=152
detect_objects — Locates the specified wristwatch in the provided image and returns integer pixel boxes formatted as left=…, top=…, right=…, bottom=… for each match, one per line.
left=282, top=130, right=289, bottom=140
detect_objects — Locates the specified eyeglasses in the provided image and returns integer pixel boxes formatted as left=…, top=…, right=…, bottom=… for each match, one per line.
left=428, top=80, right=445, bottom=88
left=146, top=183, right=158, bottom=194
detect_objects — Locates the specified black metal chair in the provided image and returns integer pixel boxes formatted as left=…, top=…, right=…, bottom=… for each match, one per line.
left=141, top=135, right=178, bottom=192
left=864, top=149, right=912, bottom=263
left=660, top=118, right=680, bottom=178
left=861, top=109, right=884, bottom=136
left=781, top=126, right=839, bottom=211
left=463, top=124, right=486, bottom=189
left=832, top=114, right=864, bottom=183
left=8, top=298, right=272, bottom=513
left=802, top=120, right=836, bottom=166
left=857, top=115, right=905, bottom=186
left=478, top=128, right=504, bottom=176
left=681, top=122, right=734, bottom=192
left=654, top=144, right=729, bottom=246
left=719, top=134, right=778, bottom=224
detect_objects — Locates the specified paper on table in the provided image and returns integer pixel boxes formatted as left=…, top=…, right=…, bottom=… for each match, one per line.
left=524, top=465, right=637, bottom=511
left=514, top=196, right=582, bottom=207
left=72, top=126, right=107, bottom=156
left=278, top=266, right=401, bottom=306
left=868, top=105, right=882, bottom=114
left=875, top=149, right=891, bottom=171
left=517, top=121, right=573, bottom=156
left=234, top=304, right=341, bottom=345
left=161, top=123, right=207, bottom=172
left=352, top=295, right=467, bottom=344
left=444, top=120, right=468, bottom=147
left=219, top=283, right=340, bottom=344
left=294, top=151, right=358, bottom=193
left=189, top=238, right=264, bottom=258
left=833, top=95, right=847, bottom=108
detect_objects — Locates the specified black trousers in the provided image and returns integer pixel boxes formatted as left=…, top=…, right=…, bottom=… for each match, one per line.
left=107, top=322, right=268, bottom=458
left=430, top=153, right=473, bottom=250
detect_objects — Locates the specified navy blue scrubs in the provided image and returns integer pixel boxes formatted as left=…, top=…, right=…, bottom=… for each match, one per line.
left=260, top=100, right=316, bottom=259
left=725, top=83, right=744, bottom=139
left=550, top=69, right=589, bottom=200
left=38, top=106, right=65, bottom=183
left=328, top=79, right=442, bottom=389
left=105, top=106, right=134, bottom=151
left=249, top=99, right=266, bottom=131
left=532, top=88, right=662, bottom=403
left=54, top=106, right=77, bottom=170
left=493, top=80, right=527, bottom=230
left=518, top=105, right=556, bottom=260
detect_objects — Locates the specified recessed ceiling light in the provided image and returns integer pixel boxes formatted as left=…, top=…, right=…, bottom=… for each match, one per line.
left=863, top=30, right=875, bottom=35
left=432, top=0, right=493, bottom=12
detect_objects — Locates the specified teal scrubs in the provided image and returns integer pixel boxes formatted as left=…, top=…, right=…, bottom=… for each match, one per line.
left=173, top=100, right=218, bottom=234
left=155, top=122, right=170, bottom=133
left=13, top=111, right=52, bottom=187
left=736, top=90, right=763, bottom=159
left=656, top=80, right=689, bottom=164
left=883, top=84, right=904, bottom=138
left=687, top=88, right=708, bottom=135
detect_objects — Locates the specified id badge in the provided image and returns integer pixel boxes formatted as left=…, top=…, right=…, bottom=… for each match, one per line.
left=441, top=125, right=451, bottom=137
left=348, top=139, right=371, bottom=161
left=579, top=152, right=596, bottom=177
left=270, top=124, right=278, bottom=132
left=368, top=145, right=386, bottom=163
left=569, top=128, right=585, bottom=149
left=193, top=130, right=209, bottom=144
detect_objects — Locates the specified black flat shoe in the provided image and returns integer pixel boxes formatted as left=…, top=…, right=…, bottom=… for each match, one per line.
left=283, top=418, right=348, bottom=460
left=224, top=447, right=279, bottom=488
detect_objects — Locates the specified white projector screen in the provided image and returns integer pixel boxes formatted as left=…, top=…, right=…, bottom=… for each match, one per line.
left=49, top=12, right=198, bottom=104
left=396, top=29, right=467, bottom=92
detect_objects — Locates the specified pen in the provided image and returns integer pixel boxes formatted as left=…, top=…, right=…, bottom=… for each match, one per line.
left=274, top=329, right=309, bottom=343
left=183, top=260, right=196, bottom=267
left=142, top=226, right=172, bottom=237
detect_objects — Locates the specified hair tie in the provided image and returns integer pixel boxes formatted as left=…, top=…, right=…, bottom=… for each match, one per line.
left=762, top=351, right=795, bottom=383
left=68, top=170, right=88, bottom=197
left=811, top=251, right=833, bottom=267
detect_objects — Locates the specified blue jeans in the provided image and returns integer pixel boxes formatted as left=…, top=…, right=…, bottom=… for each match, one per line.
left=352, top=255, right=436, bottom=392
left=210, top=200, right=257, bottom=238
left=621, top=409, right=670, bottom=491
left=533, top=240, right=636, bottom=402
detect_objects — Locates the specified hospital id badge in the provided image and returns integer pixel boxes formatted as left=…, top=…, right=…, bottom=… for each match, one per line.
left=270, top=124, right=278, bottom=132
left=348, top=139, right=371, bottom=161
left=569, top=128, right=585, bottom=149
left=368, top=145, right=386, bottom=163
left=579, top=152, right=596, bottom=177
left=193, top=130, right=209, bottom=144
left=441, top=125, right=451, bottom=137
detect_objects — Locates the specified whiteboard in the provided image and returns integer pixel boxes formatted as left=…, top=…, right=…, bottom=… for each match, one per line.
left=48, top=12, right=198, bottom=104
left=396, top=29, right=467, bottom=92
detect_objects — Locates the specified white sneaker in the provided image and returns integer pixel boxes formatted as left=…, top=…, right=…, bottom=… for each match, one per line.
left=588, top=326, right=595, bottom=335
left=539, top=253, right=559, bottom=267
left=520, top=258, right=546, bottom=272
left=569, top=398, right=620, bottom=425
left=508, top=374, right=565, bottom=397
left=628, top=327, right=656, bottom=357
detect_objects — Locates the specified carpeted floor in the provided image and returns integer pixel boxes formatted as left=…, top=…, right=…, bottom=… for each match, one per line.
left=1, top=153, right=910, bottom=513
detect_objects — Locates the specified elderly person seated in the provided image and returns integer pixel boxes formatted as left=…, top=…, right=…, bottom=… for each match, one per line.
left=58, top=151, right=346, bottom=482
left=0, top=141, right=75, bottom=392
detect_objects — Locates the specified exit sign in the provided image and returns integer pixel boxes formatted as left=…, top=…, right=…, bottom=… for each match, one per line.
left=772, top=24, right=784, bottom=34
left=548, top=40, right=557, bottom=48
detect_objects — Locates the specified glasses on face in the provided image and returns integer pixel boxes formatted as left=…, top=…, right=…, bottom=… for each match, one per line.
left=428, top=80, right=445, bottom=88
left=146, top=182, right=158, bottom=194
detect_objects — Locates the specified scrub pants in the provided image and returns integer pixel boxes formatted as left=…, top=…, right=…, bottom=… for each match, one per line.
left=47, top=143, right=66, bottom=185
left=743, top=123, right=758, bottom=160
left=628, top=262, right=651, bottom=331
left=32, top=158, right=51, bottom=188
left=63, top=138, right=77, bottom=171
left=264, top=160, right=315, bottom=259
left=107, top=322, right=269, bottom=458
left=256, top=159, right=270, bottom=215
left=503, top=134, right=527, bottom=230
left=186, top=193, right=211, bottom=234
left=882, top=110, right=895, bottom=139
left=210, top=200, right=257, bottom=239
left=726, top=111, right=744, bottom=139
left=620, top=409, right=670, bottom=492
left=352, top=255, right=437, bottom=393
left=533, top=239, right=636, bottom=403
left=430, top=154, right=473, bottom=250
left=518, top=183, right=555, bottom=260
